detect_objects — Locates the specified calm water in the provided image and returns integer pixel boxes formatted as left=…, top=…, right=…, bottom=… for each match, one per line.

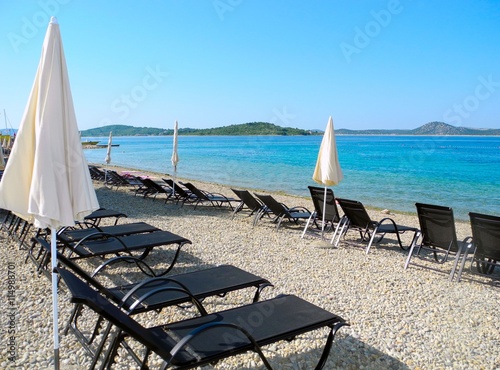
left=83, top=135, right=500, bottom=221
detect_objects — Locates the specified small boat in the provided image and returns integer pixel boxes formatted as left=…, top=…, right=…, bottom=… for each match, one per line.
left=81, top=141, right=99, bottom=145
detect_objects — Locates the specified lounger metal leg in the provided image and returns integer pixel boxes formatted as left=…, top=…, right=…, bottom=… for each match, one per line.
left=231, top=201, right=244, bottom=219
left=404, top=231, right=421, bottom=270
left=329, top=220, right=341, bottom=246
left=365, top=227, right=379, bottom=254
left=449, top=244, right=463, bottom=281
left=314, top=322, right=350, bottom=370
left=332, top=217, right=348, bottom=246
left=301, top=212, right=315, bottom=238
left=456, top=246, right=474, bottom=282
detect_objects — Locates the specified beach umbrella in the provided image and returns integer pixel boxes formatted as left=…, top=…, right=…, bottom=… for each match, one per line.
left=312, top=116, right=343, bottom=237
left=0, top=17, right=99, bottom=369
left=171, top=120, right=179, bottom=194
left=104, top=131, right=112, bottom=184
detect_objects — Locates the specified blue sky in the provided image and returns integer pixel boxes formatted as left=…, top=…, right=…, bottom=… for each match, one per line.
left=1, top=0, right=499, bottom=131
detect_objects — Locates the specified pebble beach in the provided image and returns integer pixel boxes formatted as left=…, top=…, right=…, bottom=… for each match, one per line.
left=1, top=166, right=499, bottom=369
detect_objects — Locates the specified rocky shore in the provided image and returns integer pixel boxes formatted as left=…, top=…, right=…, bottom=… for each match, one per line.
left=1, top=167, right=499, bottom=369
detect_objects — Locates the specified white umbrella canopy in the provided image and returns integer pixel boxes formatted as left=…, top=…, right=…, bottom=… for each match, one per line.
left=0, top=17, right=99, bottom=368
left=171, top=120, right=179, bottom=171
left=104, top=131, right=112, bottom=184
left=312, top=116, right=343, bottom=236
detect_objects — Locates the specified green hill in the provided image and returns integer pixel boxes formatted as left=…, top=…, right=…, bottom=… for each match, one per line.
left=336, top=121, right=500, bottom=135
left=81, top=122, right=316, bottom=136
left=80, top=121, right=500, bottom=137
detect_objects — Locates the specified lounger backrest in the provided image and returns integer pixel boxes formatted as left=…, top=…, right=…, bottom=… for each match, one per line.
left=231, top=189, right=262, bottom=212
left=336, top=198, right=372, bottom=229
left=308, top=186, right=340, bottom=223
left=254, top=194, right=288, bottom=217
left=469, top=212, right=500, bottom=260
left=163, top=179, right=190, bottom=197
left=181, top=182, right=206, bottom=199
left=33, top=237, right=114, bottom=300
left=416, top=203, right=459, bottom=252
left=57, top=267, right=171, bottom=359
left=142, top=178, right=165, bottom=192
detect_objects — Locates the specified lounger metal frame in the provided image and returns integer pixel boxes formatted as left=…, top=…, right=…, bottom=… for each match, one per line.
left=58, top=267, right=349, bottom=370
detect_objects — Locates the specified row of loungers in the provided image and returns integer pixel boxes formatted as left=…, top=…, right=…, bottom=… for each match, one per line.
left=1, top=207, right=349, bottom=368
left=297, top=186, right=500, bottom=284
left=87, top=168, right=500, bottom=284
left=230, top=186, right=500, bottom=283
left=90, top=166, right=242, bottom=211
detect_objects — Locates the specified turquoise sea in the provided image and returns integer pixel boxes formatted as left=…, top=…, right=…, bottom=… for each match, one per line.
left=83, top=135, right=500, bottom=221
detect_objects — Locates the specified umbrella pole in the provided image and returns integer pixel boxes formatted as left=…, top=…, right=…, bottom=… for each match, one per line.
left=322, top=187, right=327, bottom=239
left=172, top=167, right=176, bottom=201
left=51, top=228, right=60, bottom=369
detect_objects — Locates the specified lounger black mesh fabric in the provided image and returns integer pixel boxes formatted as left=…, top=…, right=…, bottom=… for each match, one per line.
left=302, top=186, right=342, bottom=238
left=57, top=222, right=161, bottom=244
left=404, top=203, right=472, bottom=280
left=230, top=188, right=267, bottom=219
left=162, top=178, right=197, bottom=206
left=254, top=193, right=311, bottom=230
left=455, top=212, right=500, bottom=282
left=58, top=267, right=348, bottom=369
left=83, top=208, right=127, bottom=226
left=181, top=182, right=239, bottom=210
left=33, top=237, right=273, bottom=366
left=334, top=198, right=418, bottom=254
left=61, top=230, right=189, bottom=258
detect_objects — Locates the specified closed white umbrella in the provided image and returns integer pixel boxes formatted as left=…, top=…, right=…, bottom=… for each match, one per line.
left=105, top=131, right=112, bottom=165
left=0, top=17, right=99, bottom=369
left=104, top=131, right=112, bottom=184
left=171, top=120, right=179, bottom=194
left=312, top=116, right=343, bottom=237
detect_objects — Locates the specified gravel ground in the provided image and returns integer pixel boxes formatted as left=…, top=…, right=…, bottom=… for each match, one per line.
left=1, top=166, right=499, bottom=369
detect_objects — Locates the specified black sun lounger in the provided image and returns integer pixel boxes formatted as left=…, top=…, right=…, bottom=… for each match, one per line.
left=57, top=222, right=161, bottom=244
left=181, top=182, right=239, bottom=210
left=32, top=237, right=273, bottom=366
left=58, top=267, right=349, bottom=370
left=333, top=198, right=418, bottom=254
left=60, top=231, right=191, bottom=276
left=27, top=223, right=161, bottom=271
left=83, top=208, right=127, bottom=226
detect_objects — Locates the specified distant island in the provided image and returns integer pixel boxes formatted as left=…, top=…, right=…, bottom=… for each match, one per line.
left=80, top=121, right=500, bottom=137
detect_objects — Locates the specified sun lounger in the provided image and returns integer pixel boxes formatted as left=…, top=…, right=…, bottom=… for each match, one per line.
left=230, top=188, right=268, bottom=219
left=254, top=193, right=312, bottom=230
left=27, top=222, right=161, bottom=271
left=104, top=170, right=143, bottom=190
left=161, top=178, right=197, bottom=206
left=181, top=182, right=239, bottom=210
left=61, top=230, right=190, bottom=258
left=57, top=222, right=161, bottom=244
left=454, top=212, right=500, bottom=282
left=32, top=237, right=273, bottom=365
left=136, top=178, right=172, bottom=201
left=333, top=198, right=418, bottom=254
left=58, top=230, right=191, bottom=276
left=83, top=208, right=127, bottom=226
left=88, top=165, right=105, bottom=181
left=302, top=186, right=342, bottom=238
left=404, top=203, right=472, bottom=279
left=58, top=267, right=349, bottom=369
